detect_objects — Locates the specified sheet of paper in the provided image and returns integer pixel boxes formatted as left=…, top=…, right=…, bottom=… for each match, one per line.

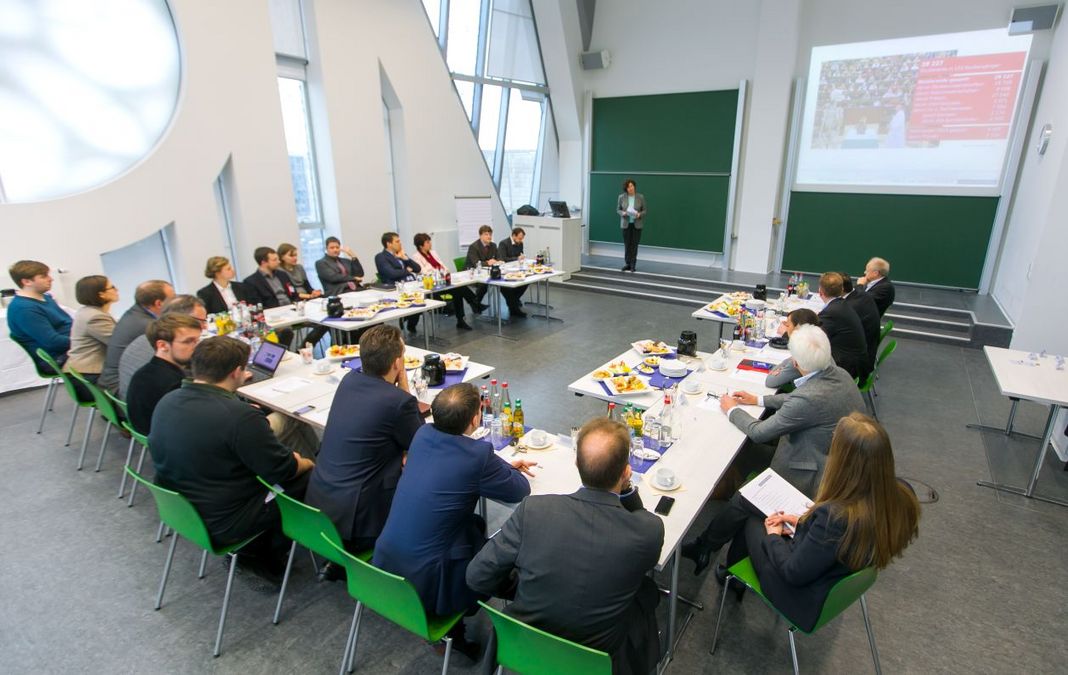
left=739, top=468, right=814, bottom=519
left=270, top=377, right=314, bottom=394
left=731, top=368, right=768, bottom=385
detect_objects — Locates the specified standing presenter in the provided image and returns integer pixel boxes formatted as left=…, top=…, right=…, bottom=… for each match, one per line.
left=616, top=178, right=646, bottom=272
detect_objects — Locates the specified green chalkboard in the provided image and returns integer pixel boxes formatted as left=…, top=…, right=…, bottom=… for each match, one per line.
left=590, top=89, right=738, bottom=252
left=592, top=91, right=738, bottom=173
left=589, top=173, right=728, bottom=253
left=783, top=192, right=1000, bottom=289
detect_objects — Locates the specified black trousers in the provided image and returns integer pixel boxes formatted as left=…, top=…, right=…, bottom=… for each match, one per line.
left=622, top=224, right=642, bottom=267
left=690, top=441, right=775, bottom=555
left=213, top=469, right=311, bottom=564
left=475, top=284, right=524, bottom=312
left=443, top=285, right=480, bottom=320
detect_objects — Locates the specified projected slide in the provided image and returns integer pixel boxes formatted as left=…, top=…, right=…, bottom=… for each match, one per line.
left=795, top=29, right=1032, bottom=194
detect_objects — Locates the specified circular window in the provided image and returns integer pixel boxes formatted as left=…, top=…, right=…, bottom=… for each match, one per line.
left=0, top=0, right=181, bottom=203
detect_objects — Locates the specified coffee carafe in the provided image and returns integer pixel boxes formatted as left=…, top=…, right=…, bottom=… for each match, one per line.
left=326, top=296, right=344, bottom=318
left=421, top=353, right=445, bottom=386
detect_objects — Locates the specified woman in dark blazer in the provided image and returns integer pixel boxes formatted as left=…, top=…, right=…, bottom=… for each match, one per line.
left=278, top=242, right=322, bottom=300
left=616, top=178, right=646, bottom=272
left=724, top=412, right=920, bottom=632
left=196, top=256, right=252, bottom=315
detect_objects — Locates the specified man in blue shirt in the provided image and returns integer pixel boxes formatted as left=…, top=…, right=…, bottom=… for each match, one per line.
left=374, top=232, right=422, bottom=334
left=6, top=260, right=72, bottom=373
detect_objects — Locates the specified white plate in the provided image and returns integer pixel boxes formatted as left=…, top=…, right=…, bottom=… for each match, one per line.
left=442, top=353, right=469, bottom=373
left=326, top=350, right=360, bottom=362
left=603, top=376, right=651, bottom=396
left=631, top=340, right=676, bottom=356
left=649, top=477, right=682, bottom=492
left=311, top=366, right=337, bottom=376
left=708, top=363, right=729, bottom=372
left=681, top=383, right=704, bottom=395
left=522, top=437, right=554, bottom=450
left=403, top=356, right=423, bottom=370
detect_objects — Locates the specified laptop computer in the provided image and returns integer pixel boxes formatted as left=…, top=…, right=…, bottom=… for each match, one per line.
left=246, top=340, right=287, bottom=384
left=548, top=200, right=570, bottom=218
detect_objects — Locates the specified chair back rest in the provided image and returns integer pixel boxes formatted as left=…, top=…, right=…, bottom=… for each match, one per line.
left=105, top=389, right=129, bottom=418
left=478, top=601, right=612, bottom=675
left=68, top=369, right=122, bottom=426
left=876, top=339, right=897, bottom=369
left=18, top=342, right=59, bottom=379
left=257, top=477, right=346, bottom=563
left=453, top=256, right=466, bottom=273
left=879, top=320, right=894, bottom=342
left=35, top=348, right=81, bottom=402
left=125, top=467, right=216, bottom=551
left=322, top=534, right=432, bottom=639
left=809, top=566, right=878, bottom=633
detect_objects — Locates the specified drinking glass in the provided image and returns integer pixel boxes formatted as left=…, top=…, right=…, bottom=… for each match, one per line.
left=629, top=437, right=646, bottom=472
left=569, top=426, right=580, bottom=451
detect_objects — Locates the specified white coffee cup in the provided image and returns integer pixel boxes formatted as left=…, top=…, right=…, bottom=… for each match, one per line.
left=529, top=429, right=547, bottom=446
left=314, top=359, right=332, bottom=374
left=655, top=467, right=676, bottom=488
left=682, top=380, right=701, bottom=394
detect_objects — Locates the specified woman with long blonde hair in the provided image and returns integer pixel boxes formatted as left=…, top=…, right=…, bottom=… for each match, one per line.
left=730, top=412, right=920, bottom=631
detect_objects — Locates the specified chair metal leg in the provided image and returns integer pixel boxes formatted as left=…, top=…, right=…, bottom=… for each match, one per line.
left=273, top=541, right=298, bottom=624
left=308, top=550, right=320, bottom=575
left=495, top=667, right=504, bottom=675
left=76, top=409, right=97, bottom=470
left=860, top=595, right=882, bottom=675
left=94, top=421, right=113, bottom=471
left=214, top=552, right=239, bottom=657
left=343, top=602, right=363, bottom=674
left=155, top=533, right=179, bottom=610
left=65, top=405, right=80, bottom=447
left=118, top=437, right=136, bottom=497
left=709, top=575, right=734, bottom=654
left=865, top=390, right=878, bottom=419
left=155, top=520, right=166, bottom=543
left=788, top=629, right=800, bottom=675
left=440, top=635, right=453, bottom=675
left=198, top=550, right=209, bottom=579
left=48, top=380, right=58, bottom=411
left=128, top=445, right=148, bottom=507
left=36, top=380, right=57, bottom=434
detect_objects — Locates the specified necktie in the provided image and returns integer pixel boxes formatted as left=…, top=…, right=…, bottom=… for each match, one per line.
left=337, top=258, right=355, bottom=291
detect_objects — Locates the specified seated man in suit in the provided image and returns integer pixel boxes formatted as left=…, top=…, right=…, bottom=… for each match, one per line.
left=841, top=272, right=881, bottom=378
left=125, top=313, right=201, bottom=434
left=315, top=236, right=365, bottom=297
left=765, top=308, right=819, bottom=390
left=197, top=256, right=252, bottom=315
left=97, top=279, right=174, bottom=393
left=374, top=232, right=422, bottom=334
left=496, top=226, right=529, bottom=315
left=856, top=256, right=895, bottom=317
left=816, top=272, right=869, bottom=380
left=306, top=324, right=424, bottom=572
left=243, top=246, right=328, bottom=348
left=465, top=225, right=525, bottom=318
left=681, top=325, right=864, bottom=576
left=373, top=383, right=535, bottom=657
left=6, top=259, right=72, bottom=373
left=467, top=418, right=664, bottom=675
left=118, top=295, right=206, bottom=397
left=148, top=337, right=314, bottom=582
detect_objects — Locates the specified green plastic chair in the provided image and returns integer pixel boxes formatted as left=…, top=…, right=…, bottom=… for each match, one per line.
left=453, top=256, right=467, bottom=272
left=879, top=320, right=894, bottom=344
left=859, top=339, right=897, bottom=417
left=125, top=466, right=262, bottom=657
left=256, top=477, right=371, bottom=625
left=322, top=533, right=465, bottom=675
left=710, top=557, right=882, bottom=675
left=478, top=601, right=612, bottom=675
left=105, top=390, right=150, bottom=504
left=67, top=369, right=122, bottom=472
left=17, top=343, right=62, bottom=434
left=36, top=349, right=96, bottom=448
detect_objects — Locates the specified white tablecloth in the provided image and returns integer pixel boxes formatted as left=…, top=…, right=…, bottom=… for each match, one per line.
left=0, top=308, right=47, bottom=393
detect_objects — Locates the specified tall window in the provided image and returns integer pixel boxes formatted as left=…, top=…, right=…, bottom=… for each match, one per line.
left=421, top=0, right=551, bottom=216
left=277, top=69, right=325, bottom=265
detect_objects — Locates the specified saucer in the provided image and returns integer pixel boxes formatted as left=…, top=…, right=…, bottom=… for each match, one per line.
left=708, top=363, right=729, bottom=371
left=524, top=439, right=554, bottom=450
left=681, top=382, right=704, bottom=395
left=312, top=366, right=337, bottom=376
left=650, top=476, right=681, bottom=492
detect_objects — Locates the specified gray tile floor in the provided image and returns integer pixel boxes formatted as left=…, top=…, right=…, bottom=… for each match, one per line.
left=2, top=286, right=1065, bottom=674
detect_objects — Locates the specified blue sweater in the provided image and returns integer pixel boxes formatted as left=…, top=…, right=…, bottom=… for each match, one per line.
left=6, top=294, right=73, bottom=370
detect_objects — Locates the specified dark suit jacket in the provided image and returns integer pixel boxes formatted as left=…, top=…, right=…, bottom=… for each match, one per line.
left=467, top=488, right=665, bottom=675
left=148, top=382, right=297, bottom=546
left=99, top=304, right=157, bottom=392
left=863, top=278, right=895, bottom=317
left=196, top=281, right=253, bottom=315
left=498, top=237, right=524, bottom=262
left=305, top=370, right=424, bottom=542
left=315, top=255, right=365, bottom=296
left=752, top=504, right=852, bottom=632
left=242, top=269, right=299, bottom=309
left=845, top=290, right=881, bottom=376
left=465, top=240, right=499, bottom=270
left=374, top=250, right=421, bottom=285
left=372, top=424, right=529, bottom=615
left=818, top=298, right=869, bottom=379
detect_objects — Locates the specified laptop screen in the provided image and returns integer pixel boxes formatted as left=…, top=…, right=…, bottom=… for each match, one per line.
left=548, top=200, right=570, bottom=218
left=251, top=341, right=287, bottom=373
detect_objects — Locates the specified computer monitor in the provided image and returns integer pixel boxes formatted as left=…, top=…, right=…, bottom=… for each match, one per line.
left=548, top=200, right=570, bottom=218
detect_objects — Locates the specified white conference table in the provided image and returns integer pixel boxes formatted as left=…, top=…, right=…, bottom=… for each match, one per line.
left=974, top=346, right=1068, bottom=508
left=563, top=340, right=788, bottom=666
left=263, top=290, right=447, bottom=351
left=483, top=265, right=568, bottom=340
left=692, top=292, right=825, bottom=341
left=237, top=345, right=494, bottom=429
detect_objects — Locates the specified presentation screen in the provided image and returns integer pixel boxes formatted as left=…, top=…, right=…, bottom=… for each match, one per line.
left=794, top=29, right=1032, bottom=195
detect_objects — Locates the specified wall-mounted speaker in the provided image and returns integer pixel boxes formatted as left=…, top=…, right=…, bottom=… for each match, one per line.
left=580, top=49, right=611, bottom=70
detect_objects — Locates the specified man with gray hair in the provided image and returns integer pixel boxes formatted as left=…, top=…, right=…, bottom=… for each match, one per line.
left=681, top=325, right=863, bottom=576
left=856, top=256, right=895, bottom=317
left=118, top=294, right=206, bottom=397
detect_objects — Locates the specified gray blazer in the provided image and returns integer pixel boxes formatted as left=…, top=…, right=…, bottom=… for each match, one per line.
left=729, top=365, right=864, bottom=496
left=65, top=306, right=116, bottom=376
left=99, top=304, right=156, bottom=392
left=617, top=192, right=646, bottom=229
left=467, top=488, right=664, bottom=674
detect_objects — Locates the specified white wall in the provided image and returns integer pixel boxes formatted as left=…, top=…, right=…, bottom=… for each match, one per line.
left=0, top=0, right=298, bottom=306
